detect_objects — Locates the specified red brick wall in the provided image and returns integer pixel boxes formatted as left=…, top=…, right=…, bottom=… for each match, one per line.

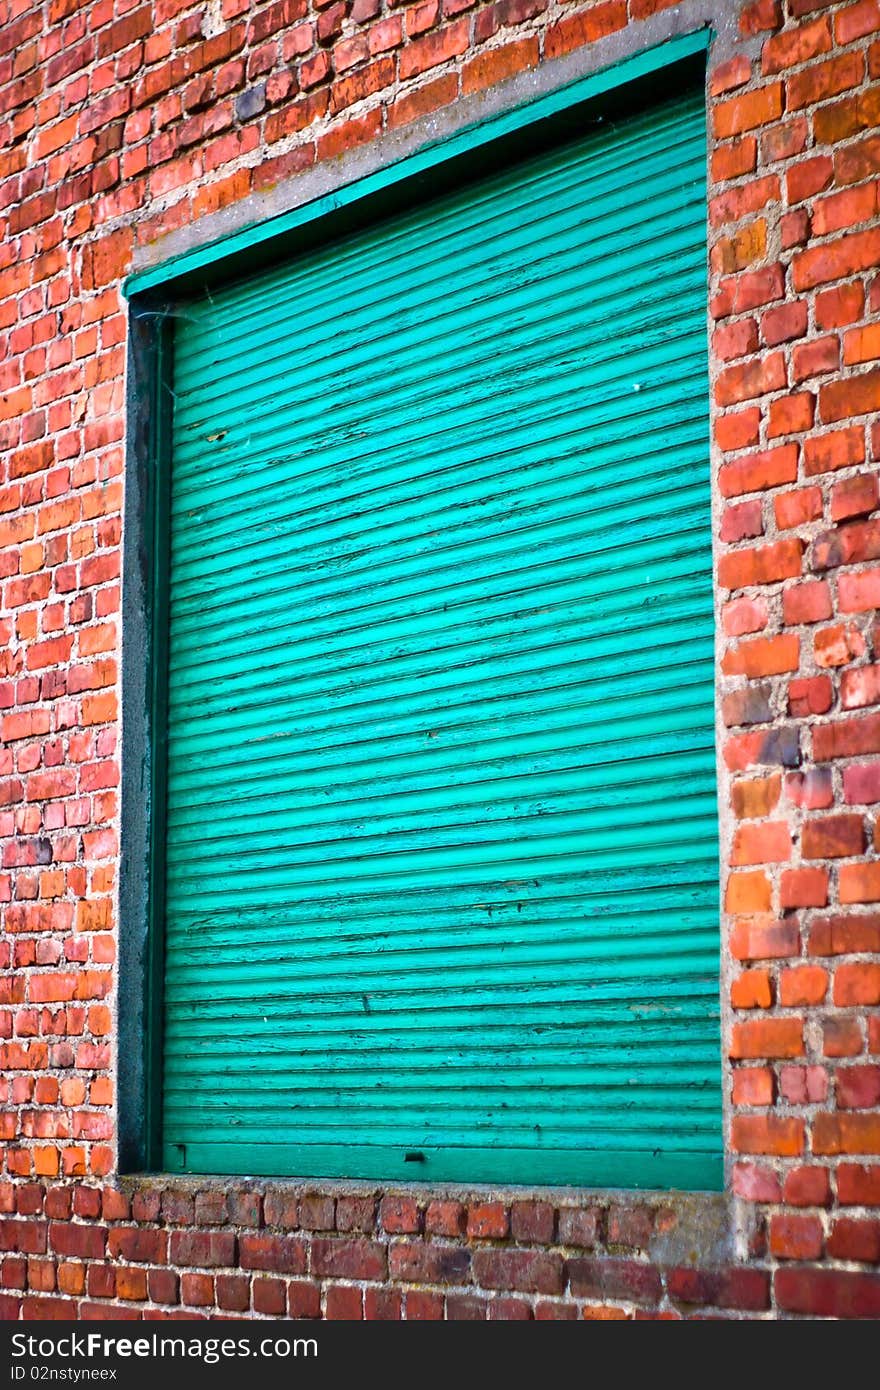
left=1, top=0, right=880, bottom=1319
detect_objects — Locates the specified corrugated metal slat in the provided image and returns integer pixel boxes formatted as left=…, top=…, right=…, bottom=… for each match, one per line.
left=161, top=88, right=721, bottom=1189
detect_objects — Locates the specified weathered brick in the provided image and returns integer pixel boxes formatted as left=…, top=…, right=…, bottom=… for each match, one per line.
left=472, top=1247, right=563, bottom=1295
left=311, top=1237, right=386, bottom=1281
left=238, top=1234, right=306, bottom=1274
left=568, top=1258, right=661, bottom=1306
left=776, top=1267, right=880, bottom=1318
left=388, top=1241, right=470, bottom=1285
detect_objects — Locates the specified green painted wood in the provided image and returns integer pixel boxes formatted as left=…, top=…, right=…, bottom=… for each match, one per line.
left=161, top=86, right=722, bottom=1190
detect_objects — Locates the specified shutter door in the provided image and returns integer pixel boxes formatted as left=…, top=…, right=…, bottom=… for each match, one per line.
left=162, top=88, right=721, bottom=1189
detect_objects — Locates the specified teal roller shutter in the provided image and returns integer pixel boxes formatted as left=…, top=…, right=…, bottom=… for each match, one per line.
left=161, top=87, right=722, bottom=1189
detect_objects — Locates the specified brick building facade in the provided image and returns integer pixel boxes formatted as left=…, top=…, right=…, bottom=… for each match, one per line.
left=1, top=0, right=880, bottom=1320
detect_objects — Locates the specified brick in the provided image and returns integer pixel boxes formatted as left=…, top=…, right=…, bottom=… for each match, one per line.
left=723, top=597, right=769, bottom=638
left=832, top=473, right=880, bottom=523
left=567, top=1257, right=661, bottom=1306
left=836, top=0, right=880, bottom=43
left=780, top=963, right=828, bottom=1005
left=215, top=1274, right=249, bottom=1313
left=813, top=519, right=880, bottom=571
left=238, top=1234, right=306, bottom=1274
left=780, top=870, right=829, bottom=912
left=713, top=317, right=760, bottom=360
left=445, top=1293, right=486, bottom=1320
left=298, top=1194, right=334, bottom=1231
left=334, top=1196, right=376, bottom=1234
left=714, top=84, right=784, bottom=138
left=510, top=1201, right=554, bottom=1244
left=837, top=1066, right=880, bottom=1109
left=0, top=1221, right=48, bottom=1255
left=48, top=1223, right=105, bottom=1260
left=389, top=1241, right=470, bottom=1285
left=815, top=623, right=866, bottom=670
left=844, top=764, right=880, bottom=804
left=732, top=968, right=774, bottom=1012
left=712, top=139, right=757, bottom=183
left=802, top=814, right=866, bottom=859
left=387, top=73, right=458, bottom=130
left=311, top=1237, right=386, bottom=1281
left=424, top=1200, right=465, bottom=1238
left=731, top=1114, right=805, bottom=1156
left=824, top=1016, right=865, bottom=1058
left=717, top=410, right=762, bottom=456
left=726, top=871, right=772, bottom=915
left=466, top=1203, right=508, bottom=1239
left=828, top=1218, right=880, bottom=1263
left=783, top=1166, right=832, bottom=1208
left=723, top=685, right=773, bottom=728
left=761, top=300, right=807, bottom=347
left=668, top=1265, right=770, bottom=1311
left=472, top=1247, right=563, bottom=1295
left=169, top=1230, right=236, bottom=1267
left=769, top=1214, right=824, bottom=1261
left=365, top=1286, right=403, bottom=1320
left=761, top=117, right=807, bottom=163
left=405, top=1290, right=444, bottom=1319
left=147, top=1268, right=178, bottom=1306
left=845, top=324, right=880, bottom=369
left=776, top=1063, right=823, bottom=1119
left=787, top=155, right=833, bottom=204
left=776, top=1266, right=880, bottom=1318
left=556, top=1207, right=601, bottom=1249
left=834, top=963, right=880, bottom=1006
left=820, top=369, right=880, bottom=424
left=761, top=14, right=832, bottom=73
left=840, top=863, right=880, bottom=903
left=719, top=444, right=798, bottom=498
left=253, top=1278, right=286, bottom=1315
left=461, top=37, right=539, bottom=95
left=732, top=1065, right=774, bottom=1105
left=805, top=429, right=866, bottom=482
left=769, top=393, right=816, bottom=439
left=715, top=353, right=786, bottom=407
left=731, top=821, right=791, bottom=865
left=728, top=772, right=784, bottom=822
left=840, top=570, right=880, bottom=613
left=543, top=2, right=627, bottom=61
left=838, top=1165, right=880, bottom=1205
left=107, top=1227, right=166, bottom=1263
left=719, top=539, right=803, bottom=592
left=116, top=1266, right=148, bottom=1302
left=739, top=0, right=782, bottom=36
left=809, top=911, right=880, bottom=954
left=730, top=917, right=800, bottom=960
left=793, top=336, right=840, bottom=383
left=817, top=283, right=866, bottom=334
left=285, top=1278, right=320, bottom=1318
left=181, top=1272, right=214, bottom=1307
left=723, top=633, right=800, bottom=678
left=835, top=129, right=880, bottom=185
left=399, top=18, right=469, bottom=80
left=784, top=581, right=833, bottom=627
left=788, top=674, right=833, bottom=716
left=379, top=1196, right=420, bottom=1235
left=730, top=1018, right=804, bottom=1059
left=842, top=664, right=880, bottom=710
left=774, top=486, right=822, bottom=529
left=814, top=710, right=880, bottom=759
left=813, top=1113, right=880, bottom=1154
